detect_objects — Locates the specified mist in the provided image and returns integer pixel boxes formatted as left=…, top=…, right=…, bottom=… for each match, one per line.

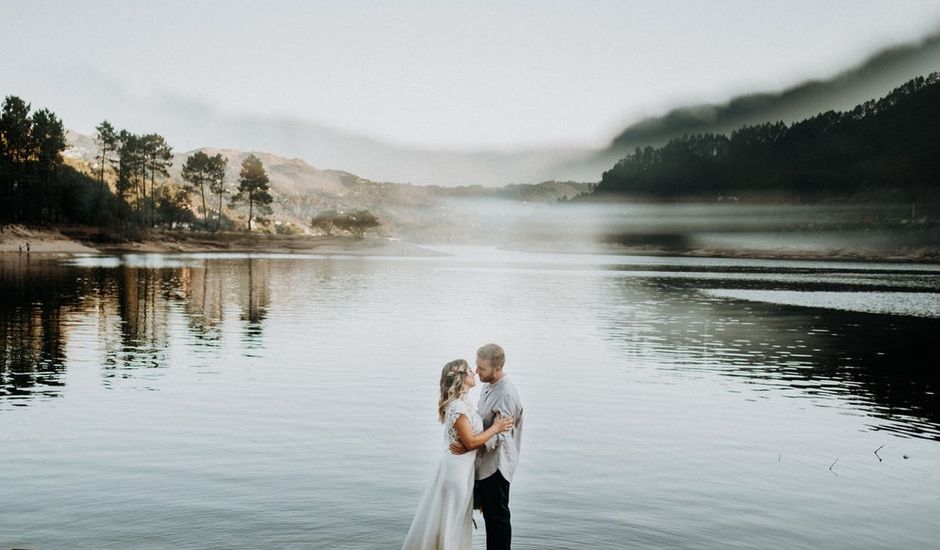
left=430, top=199, right=940, bottom=260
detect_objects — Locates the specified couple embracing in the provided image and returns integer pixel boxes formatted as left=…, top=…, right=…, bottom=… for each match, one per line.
left=402, top=343, right=524, bottom=550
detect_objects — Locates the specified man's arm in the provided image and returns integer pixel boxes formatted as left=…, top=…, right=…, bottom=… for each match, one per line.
left=450, top=393, right=518, bottom=455
left=482, top=394, right=519, bottom=451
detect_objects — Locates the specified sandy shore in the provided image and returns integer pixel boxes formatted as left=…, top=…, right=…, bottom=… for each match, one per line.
left=0, top=225, right=99, bottom=254
left=0, top=225, right=445, bottom=257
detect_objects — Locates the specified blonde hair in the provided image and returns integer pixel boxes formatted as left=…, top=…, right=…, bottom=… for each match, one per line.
left=438, top=359, right=471, bottom=423
left=477, top=343, right=505, bottom=369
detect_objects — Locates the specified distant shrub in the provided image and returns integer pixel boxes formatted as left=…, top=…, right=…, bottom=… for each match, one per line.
left=311, top=209, right=380, bottom=238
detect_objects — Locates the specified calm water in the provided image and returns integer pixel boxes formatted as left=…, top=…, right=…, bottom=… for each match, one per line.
left=2, top=248, right=940, bottom=549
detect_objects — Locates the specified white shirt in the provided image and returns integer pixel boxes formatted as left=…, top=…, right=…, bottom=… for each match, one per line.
left=475, top=375, right=524, bottom=482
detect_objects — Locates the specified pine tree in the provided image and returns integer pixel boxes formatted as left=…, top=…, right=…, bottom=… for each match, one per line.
left=182, top=151, right=211, bottom=229
left=0, top=96, right=33, bottom=218
left=95, top=120, right=117, bottom=194
left=232, top=155, right=272, bottom=232
left=207, top=153, right=228, bottom=232
left=141, top=133, right=173, bottom=227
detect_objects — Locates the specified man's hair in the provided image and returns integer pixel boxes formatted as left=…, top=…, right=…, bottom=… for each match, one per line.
left=477, top=343, right=505, bottom=369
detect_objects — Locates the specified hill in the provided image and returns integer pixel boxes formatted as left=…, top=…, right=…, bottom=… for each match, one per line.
left=591, top=72, right=940, bottom=203
left=63, top=132, right=590, bottom=240
left=555, top=29, right=940, bottom=182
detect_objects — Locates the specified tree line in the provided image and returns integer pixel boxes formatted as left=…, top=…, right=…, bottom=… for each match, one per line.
left=1, top=94, right=275, bottom=232
left=593, top=72, right=940, bottom=202
left=0, top=96, right=70, bottom=223
left=93, top=120, right=181, bottom=227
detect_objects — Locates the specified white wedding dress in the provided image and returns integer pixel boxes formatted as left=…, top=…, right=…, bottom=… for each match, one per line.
left=402, top=399, right=482, bottom=550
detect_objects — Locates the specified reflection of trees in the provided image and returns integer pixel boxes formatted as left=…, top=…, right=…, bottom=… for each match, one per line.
left=105, top=266, right=172, bottom=379
left=180, top=261, right=224, bottom=344
left=2, top=255, right=311, bottom=407
left=0, top=258, right=78, bottom=402
left=600, top=273, right=940, bottom=439
left=240, top=258, right=270, bottom=346
left=163, top=257, right=274, bottom=349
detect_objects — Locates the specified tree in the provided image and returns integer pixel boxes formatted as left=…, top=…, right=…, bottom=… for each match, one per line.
left=182, top=151, right=227, bottom=231
left=29, top=108, right=67, bottom=222
left=0, top=98, right=67, bottom=222
left=207, top=153, right=228, bottom=232
left=594, top=72, right=940, bottom=200
left=141, top=133, right=173, bottom=226
left=311, top=209, right=339, bottom=235
left=1, top=96, right=33, bottom=216
left=232, top=155, right=272, bottom=232
left=31, top=108, right=66, bottom=178
left=313, top=209, right=379, bottom=238
left=95, top=120, right=117, bottom=194
left=182, top=151, right=211, bottom=229
left=112, top=130, right=143, bottom=221
left=157, top=185, right=196, bottom=228
left=343, top=209, right=379, bottom=238
left=116, top=132, right=149, bottom=221
left=0, top=96, right=32, bottom=170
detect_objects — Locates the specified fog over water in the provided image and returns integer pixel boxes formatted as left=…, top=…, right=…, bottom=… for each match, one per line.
left=435, top=200, right=940, bottom=260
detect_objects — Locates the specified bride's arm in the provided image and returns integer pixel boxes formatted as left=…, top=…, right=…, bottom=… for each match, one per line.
left=453, top=413, right=513, bottom=451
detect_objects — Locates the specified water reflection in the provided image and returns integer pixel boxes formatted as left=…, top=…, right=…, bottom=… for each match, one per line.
left=0, top=256, right=75, bottom=402
left=181, top=261, right=225, bottom=344
left=2, top=253, right=939, bottom=443
left=108, top=266, right=173, bottom=381
left=240, top=259, right=270, bottom=346
left=599, top=268, right=940, bottom=439
left=0, top=255, right=273, bottom=402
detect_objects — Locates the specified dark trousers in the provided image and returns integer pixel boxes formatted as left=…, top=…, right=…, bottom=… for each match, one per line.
left=479, top=470, right=511, bottom=550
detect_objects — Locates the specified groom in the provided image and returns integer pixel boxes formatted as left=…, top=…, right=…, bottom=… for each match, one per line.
left=451, top=343, right=524, bottom=550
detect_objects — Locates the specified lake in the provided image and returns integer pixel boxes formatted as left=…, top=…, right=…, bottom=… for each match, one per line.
left=2, top=248, right=939, bottom=549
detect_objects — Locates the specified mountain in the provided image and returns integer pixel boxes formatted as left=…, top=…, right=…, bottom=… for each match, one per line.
left=555, top=29, right=940, bottom=182
left=63, top=131, right=590, bottom=240
left=70, top=93, right=593, bottom=188
left=591, top=72, right=940, bottom=202
left=57, top=29, right=940, bottom=188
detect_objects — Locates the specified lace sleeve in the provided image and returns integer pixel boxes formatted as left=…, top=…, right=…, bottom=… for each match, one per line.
left=444, top=400, right=469, bottom=442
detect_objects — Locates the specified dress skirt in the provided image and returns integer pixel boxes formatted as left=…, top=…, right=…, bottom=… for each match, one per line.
left=401, top=447, right=476, bottom=550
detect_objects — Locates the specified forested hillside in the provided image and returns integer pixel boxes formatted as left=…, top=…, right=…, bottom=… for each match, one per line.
left=594, top=73, right=940, bottom=202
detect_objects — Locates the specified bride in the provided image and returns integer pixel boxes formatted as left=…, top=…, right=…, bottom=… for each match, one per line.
left=402, top=359, right=514, bottom=550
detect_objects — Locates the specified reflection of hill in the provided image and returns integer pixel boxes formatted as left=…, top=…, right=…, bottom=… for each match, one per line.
left=598, top=267, right=940, bottom=439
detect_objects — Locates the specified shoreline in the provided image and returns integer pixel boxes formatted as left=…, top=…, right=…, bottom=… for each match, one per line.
left=487, top=239, right=940, bottom=264
left=0, top=225, right=447, bottom=258
left=2, top=224, right=939, bottom=263
left=548, top=243, right=940, bottom=264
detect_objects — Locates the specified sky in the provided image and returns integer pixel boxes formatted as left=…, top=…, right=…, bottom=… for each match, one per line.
left=2, top=0, right=940, bottom=152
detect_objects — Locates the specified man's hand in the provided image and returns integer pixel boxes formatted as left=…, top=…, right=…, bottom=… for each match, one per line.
left=450, top=440, right=470, bottom=455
